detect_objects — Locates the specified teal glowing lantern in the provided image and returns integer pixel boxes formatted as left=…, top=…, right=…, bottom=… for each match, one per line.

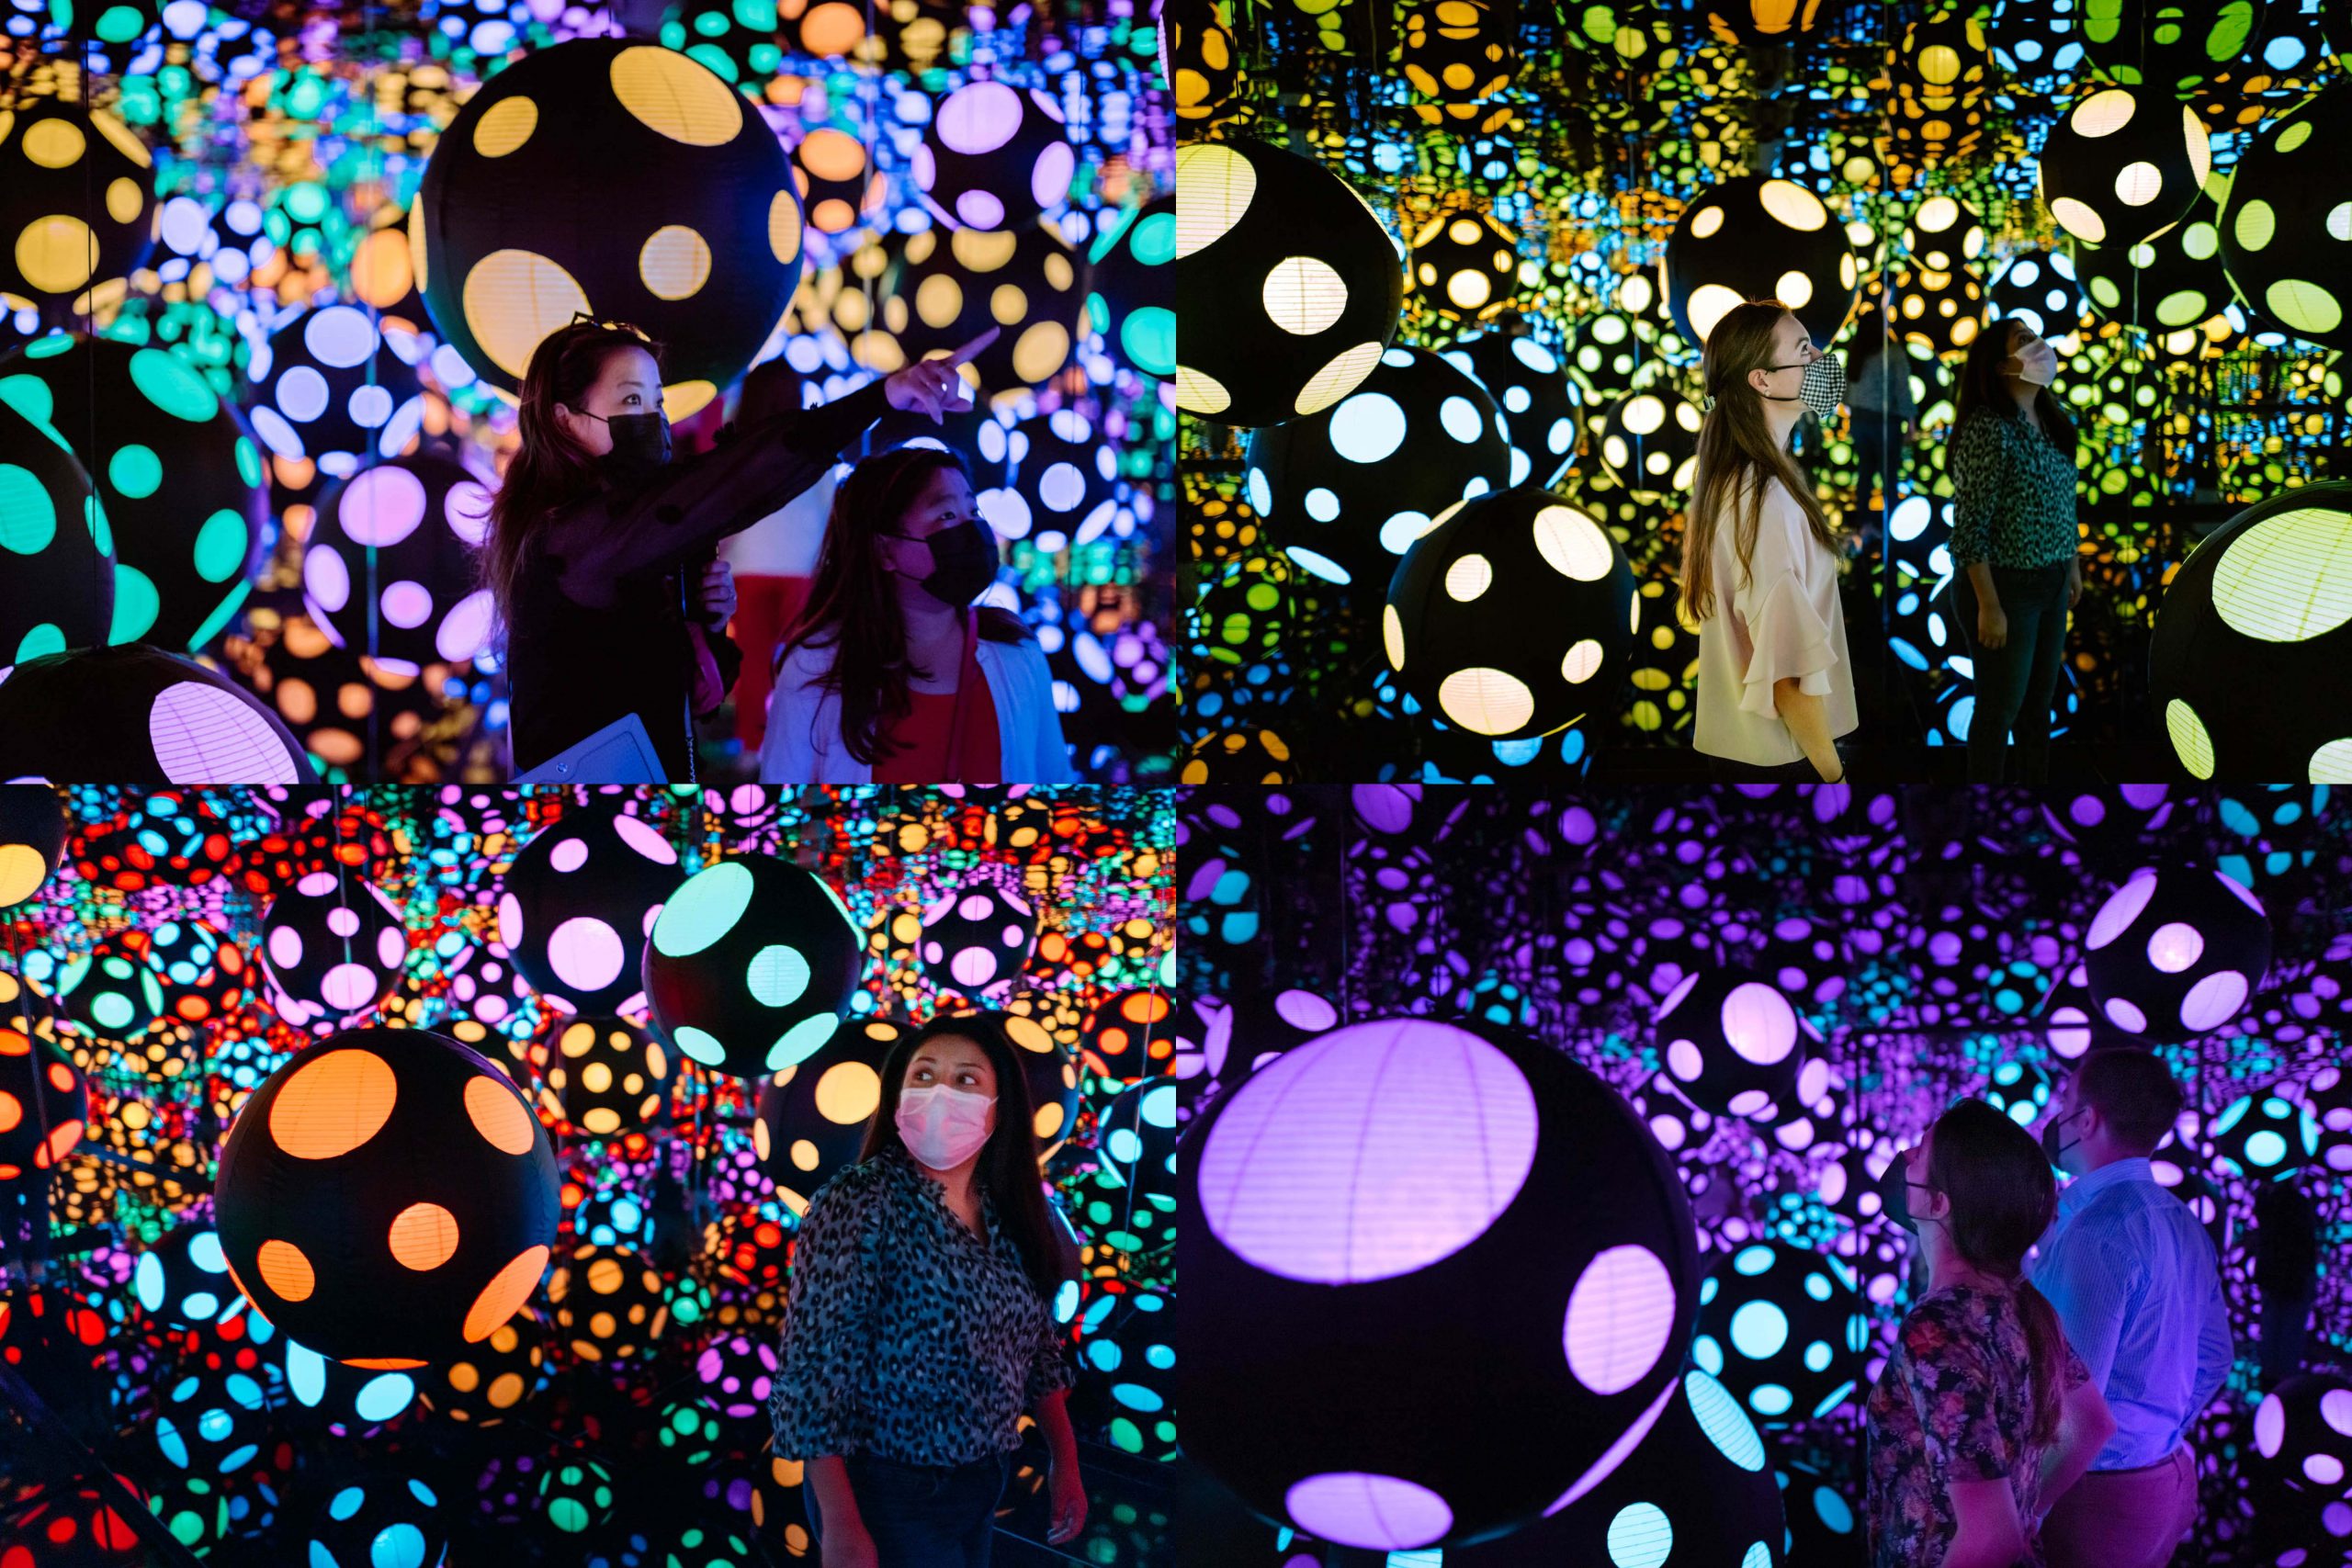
left=0, top=391, right=112, bottom=667
left=304, top=1477, right=448, bottom=1568
left=643, top=854, right=864, bottom=1080
left=1690, top=1242, right=1864, bottom=1425
left=1086, top=194, right=1175, bottom=381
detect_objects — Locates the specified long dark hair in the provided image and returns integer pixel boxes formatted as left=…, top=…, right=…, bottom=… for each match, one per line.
left=779, top=445, right=1028, bottom=765
left=857, top=1010, right=1062, bottom=1301
left=1924, top=1098, right=2067, bottom=1447
left=1680, top=299, right=1841, bottom=624
left=1951, top=317, right=2076, bottom=457
left=481, top=320, right=665, bottom=629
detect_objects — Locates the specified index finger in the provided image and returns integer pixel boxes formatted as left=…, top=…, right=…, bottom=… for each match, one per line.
left=942, top=326, right=1000, bottom=367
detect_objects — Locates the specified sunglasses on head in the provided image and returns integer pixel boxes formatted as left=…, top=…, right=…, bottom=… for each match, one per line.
left=566, top=310, right=652, bottom=344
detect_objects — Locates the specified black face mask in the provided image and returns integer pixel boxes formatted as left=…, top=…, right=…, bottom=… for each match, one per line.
left=2041, top=1105, right=2087, bottom=1171
left=1881, top=1154, right=1939, bottom=1234
left=579, top=407, right=673, bottom=475
left=886, top=518, right=998, bottom=607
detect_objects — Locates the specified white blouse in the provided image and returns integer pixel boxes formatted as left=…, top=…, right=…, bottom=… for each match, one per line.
left=1693, top=470, right=1858, bottom=766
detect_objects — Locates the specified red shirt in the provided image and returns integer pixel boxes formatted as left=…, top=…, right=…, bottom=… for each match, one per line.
left=875, top=621, right=1001, bottom=784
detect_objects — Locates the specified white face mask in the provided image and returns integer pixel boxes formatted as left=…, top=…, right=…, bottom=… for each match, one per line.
left=2013, top=339, right=2058, bottom=387
left=897, top=1082, right=996, bottom=1171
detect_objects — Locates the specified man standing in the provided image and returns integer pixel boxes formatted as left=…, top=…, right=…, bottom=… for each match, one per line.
left=2030, top=1048, right=2234, bottom=1567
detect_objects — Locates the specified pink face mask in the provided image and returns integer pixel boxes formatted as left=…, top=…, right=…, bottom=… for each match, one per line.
left=897, top=1083, right=996, bottom=1170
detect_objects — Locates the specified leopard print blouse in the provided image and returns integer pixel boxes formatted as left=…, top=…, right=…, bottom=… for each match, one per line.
left=767, top=1144, right=1075, bottom=1467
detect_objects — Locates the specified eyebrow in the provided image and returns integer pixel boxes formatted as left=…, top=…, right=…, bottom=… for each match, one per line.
left=616, top=379, right=648, bottom=389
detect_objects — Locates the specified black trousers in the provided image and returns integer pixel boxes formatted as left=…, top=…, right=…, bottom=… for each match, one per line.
left=1955, top=562, right=2071, bottom=784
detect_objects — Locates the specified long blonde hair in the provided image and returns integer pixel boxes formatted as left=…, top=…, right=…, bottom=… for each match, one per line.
left=1679, top=300, right=1840, bottom=624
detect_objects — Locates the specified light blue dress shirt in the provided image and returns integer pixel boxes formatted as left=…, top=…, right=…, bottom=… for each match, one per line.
left=2026, top=1156, right=2235, bottom=1471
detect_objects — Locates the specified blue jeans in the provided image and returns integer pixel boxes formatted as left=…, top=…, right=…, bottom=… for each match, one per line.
left=1956, top=562, right=2070, bottom=784
left=806, top=1451, right=1009, bottom=1568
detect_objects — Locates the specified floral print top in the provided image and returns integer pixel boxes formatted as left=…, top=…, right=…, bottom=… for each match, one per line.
left=1949, top=409, right=2080, bottom=570
left=1866, top=1283, right=2091, bottom=1568
left=766, top=1143, right=1076, bottom=1467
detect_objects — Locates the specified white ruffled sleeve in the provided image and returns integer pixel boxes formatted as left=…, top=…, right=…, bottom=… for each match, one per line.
left=1729, top=481, right=1840, bottom=718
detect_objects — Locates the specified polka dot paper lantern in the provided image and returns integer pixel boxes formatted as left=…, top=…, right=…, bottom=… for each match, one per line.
left=417, top=1304, right=544, bottom=1426
left=2207, top=1087, right=2321, bottom=1181
left=1596, top=386, right=1704, bottom=497
left=2148, top=484, right=2352, bottom=782
left=0, top=1025, right=85, bottom=1182
left=917, top=874, right=1037, bottom=996
left=52, top=932, right=165, bottom=1053
left=1181, top=1015, right=1701, bottom=1551
left=876, top=220, right=1082, bottom=399
left=1161, top=0, right=1241, bottom=123
left=0, top=785, right=64, bottom=908
left=538, top=1018, right=670, bottom=1137
left=1085, top=194, right=1175, bottom=381
left=644, top=854, right=864, bottom=1079
left=2245, top=1373, right=2352, bottom=1548
left=304, top=1477, right=447, bottom=1568
left=1653, top=968, right=1809, bottom=1119
left=1690, top=1241, right=1864, bottom=1425
left=2218, top=79, right=2351, bottom=351
left=1175, top=139, right=1405, bottom=428
left=1384, top=487, right=1636, bottom=741
left=213, top=1025, right=560, bottom=1365
left=1244, top=344, right=1510, bottom=590
left=2077, top=175, right=2232, bottom=333
left=0, top=391, right=112, bottom=667
left=0, top=644, right=315, bottom=784
left=1987, top=247, right=2086, bottom=344
left=1400, top=0, right=1520, bottom=113
left=695, top=1330, right=778, bottom=1419
left=1080, top=987, right=1193, bottom=1076
left=413, top=39, right=808, bottom=418
left=260, top=869, right=408, bottom=1030
left=304, top=450, right=495, bottom=675
left=1882, top=264, right=1988, bottom=356
left=1003, top=1010, right=1081, bottom=1160
left=240, top=305, right=429, bottom=488
left=498, top=803, right=683, bottom=1016
left=788, top=128, right=885, bottom=235
left=2082, top=864, right=2272, bottom=1041
left=753, top=1017, right=900, bottom=1213
left=1409, top=205, right=1522, bottom=325
left=1097, top=1077, right=1176, bottom=1200
left=1694, top=0, right=1841, bottom=47
left=1665, top=175, right=1859, bottom=349
left=0, top=98, right=155, bottom=321
left=546, top=1244, right=672, bottom=1361
left=0, top=335, right=266, bottom=652
left=913, top=81, right=1075, bottom=231
left=1439, top=329, right=1580, bottom=490
left=1903, top=194, right=1986, bottom=275
left=2036, top=85, right=2211, bottom=248
left=1179, top=728, right=1295, bottom=784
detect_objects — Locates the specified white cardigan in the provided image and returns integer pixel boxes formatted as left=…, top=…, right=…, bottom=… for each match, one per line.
left=758, top=636, right=1078, bottom=783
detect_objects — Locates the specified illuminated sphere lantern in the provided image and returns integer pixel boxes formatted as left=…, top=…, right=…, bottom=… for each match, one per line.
left=0, top=394, right=112, bottom=666
left=1180, top=1016, right=1702, bottom=1551
left=1693, top=0, right=1842, bottom=47
left=1399, top=0, right=1520, bottom=108
left=2148, top=484, right=2352, bottom=782
left=51, top=933, right=165, bottom=1048
left=2082, top=864, right=2271, bottom=1041
left=1180, top=728, right=1295, bottom=784
left=2217, top=79, right=2352, bottom=351
left=2036, top=85, right=2211, bottom=248
left=643, top=854, right=864, bottom=1079
left=1665, top=176, right=1859, bottom=349
left=0, top=98, right=155, bottom=321
left=1596, top=386, right=1704, bottom=497
left=917, top=875, right=1036, bottom=996
left=547, top=1244, right=673, bottom=1361
left=1000, top=1010, right=1082, bottom=1160
left=260, top=870, right=408, bottom=1030
left=1098, top=1077, right=1177, bottom=1201
left=1384, top=488, right=1636, bottom=743
left=999, top=405, right=1126, bottom=549
left=499, top=803, right=683, bottom=1015
left=1441, top=1370, right=1786, bottom=1568
left=2208, top=1088, right=2321, bottom=1181
left=1410, top=206, right=1522, bottom=325
left=0, top=644, right=314, bottom=784
left=1174, top=139, right=1405, bottom=428
left=2077, top=175, right=2232, bottom=333
left=790, top=129, right=886, bottom=235
left=1244, top=344, right=1510, bottom=591
left=538, top=1018, right=670, bottom=1137
left=240, top=305, right=429, bottom=489
left=1987, top=248, right=2086, bottom=343
left=0, top=785, right=65, bottom=908
left=1205, top=987, right=1342, bottom=1087
left=914, top=82, right=1075, bottom=231
left=153, top=1358, right=276, bottom=1479
left=1653, top=969, right=1808, bottom=1119
left=1080, top=987, right=1193, bottom=1075
left=304, top=1477, right=448, bottom=1568
left=1085, top=195, right=1175, bottom=382
left=1439, top=330, right=1579, bottom=489
left=1883, top=265, right=1988, bottom=356
left=303, top=451, right=496, bottom=675
left=2245, top=1373, right=2352, bottom=1548
left=0, top=1026, right=85, bottom=1182
left=0, top=335, right=266, bottom=652
left=1690, top=1242, right=1865, bottom=1426
left=1161, top=0, right=1241, bottom=123
left=213, top=1025, right=561, bottom=1366
left=754, top=1017, right=899, bottom=1213
left=695, top=1331, right=779, bottom=1419
left=417, top=1304, right=545, bottom=1426
left=876, top=221, right=1082, bottom=399
left=414, top=39, right=808, bottom=416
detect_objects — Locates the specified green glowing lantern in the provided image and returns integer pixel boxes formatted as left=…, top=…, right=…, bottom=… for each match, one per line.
left=2217, top=78, right=2350, bottom=351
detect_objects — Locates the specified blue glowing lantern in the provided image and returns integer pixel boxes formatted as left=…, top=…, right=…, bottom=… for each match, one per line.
left=1181, top=1015, right=1702, bottom=1551
left=132, top=1224, right=248, bottom=1331
left=1439, top=328, right=1581, bottom=490
left=643, top=854, right=865, bottom=1081
left=304, top=1476, right=448, bottom=1568
left=1074, top=1288, right=1174, bottom=1461
left=2081, top=863, right=2272, bottom=1042
left=153, top=1360, right=276, bottom=1478
left=1086, top=193, right=1174, bottom=381
left=2208, top=1088, right=2322, bottom=1181
left=1691, top=1242, right=1867, bottom=1426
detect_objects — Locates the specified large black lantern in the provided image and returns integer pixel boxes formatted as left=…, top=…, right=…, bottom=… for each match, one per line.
left=303, top=450, right=495, bottom=676
left=0, top=99, right=155, bottom=322
left=498, top=802, right=683, bottom=1016
left=2037, top=85, right=2211, bottom=248
left=1175, top=139, right=1405, bottom=428
left=1385, top=487, right=1635, bottom=742
left=1664, top=175, right=1858, bottom=349
left=1409, top=205, right=1522, bottom=325
left=0, top=644, right=315, bottom=784
left=642, top=854, right=864, bottom=1079
left=753, top=1017, right=902, bottom=1213
left=2216, top=78, right=2350, bottom=351
left=913, top=80, right=1075, bottom=231
left=2081, top=863, right=2272, bottom=1041
left=2147, top=482, right=2352, bottom=782
left=0, top=392, right=112, bottom=664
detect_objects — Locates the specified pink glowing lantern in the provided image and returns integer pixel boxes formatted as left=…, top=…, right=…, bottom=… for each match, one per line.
left=1652, top=969, right=1813, bottom=1121
left=2082, top=863, right=2270, bottom=1043
left=913, top=82, right=1075, bottom=231
left=259, top=869, right=409, bottom=1030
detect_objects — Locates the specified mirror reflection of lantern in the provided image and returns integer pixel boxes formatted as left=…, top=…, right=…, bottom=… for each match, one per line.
left=1439, top=329, right=1580, bottom=489
left=302, top=450, right=494, bottom=678
left=1690, top=1241, right=1866, bottom=1426
left=498, top=804, right=682, bottom=1017
left=1182, top=1016, right=1701, bottom=1551
left=302, top=1478, right=448, bottom=1568
left=2036, top=85, right=2210, bottom=248
left=914, top=81, right=1075, bottom=232
left=0, top=1026, right=85, bottom=1183
left=917, top=874, right=1037, bottom=996
left=2216, top=81, right=2349, bottom=352
left=1410, top=206, right=1522, bottom=325
left=2245, top=1372, right=2352, bottom=1549
left=0, top=98, right=155, bottom=321
left=754, top=1017, right=900, bottom=1213
left=643, top=854, right=864, bottom=1079
left=876, top=220, right=1082, bottom=400
left=2081, top=863, right=2271, bottom=1042
left=548, top=1245, right=671, bottom=1361
left=260, top=870, right=408, bottom=1030
left=1652, top=969, right=1808, bottom=1120
left=538, top=1018, right=670, bottom=1137
left=791, top=127, right=886, bottom=234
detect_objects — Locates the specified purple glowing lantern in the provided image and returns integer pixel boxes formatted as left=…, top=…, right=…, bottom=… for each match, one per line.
left=1652, top=969, right=1810, bottom=1121
left=2082, top=863, right=2271, bottom=1043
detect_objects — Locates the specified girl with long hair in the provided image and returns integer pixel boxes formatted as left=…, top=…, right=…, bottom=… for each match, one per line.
left=482, top=315, right=983, bottom=780
left=768, top=1013, right=1086, bottom=1568
left=1681, top=299, right=1858, bottom=781
left=759, top=444, right=1074, bottom=783
left=1869, top=1098, right=2117, bottom=1568
left=1948, top=318, right=2082, bottom=784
